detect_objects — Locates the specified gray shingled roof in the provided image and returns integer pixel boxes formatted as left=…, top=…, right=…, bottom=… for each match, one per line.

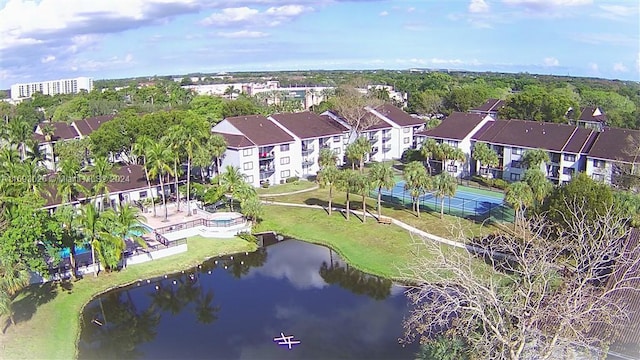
left=416, top=112, right=486, bottom=140
left=587, top=128, right=640, bottom=162
left=373, top=104, right=423, bottom=127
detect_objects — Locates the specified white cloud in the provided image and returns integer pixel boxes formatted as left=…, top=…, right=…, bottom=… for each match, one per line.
left=613, top=62, right=628, bottom=72
left=596, top=5, right=639, bottom=20
left=265, top=5, right=309, bottom=17
left=543, top=57, right=559, bottom=66
left=572, top=33, right=638, bottom=47
left=469, top=0, right=490, bottom=13
left=407, top=7, right=415, bottom=12
left=379, top=10, right=388, bottom=16
left=588, top=62, right=598, bottom=72
left=201, top=5, right=312, bottom=27
left=41, top=55, right=56, bottom=63
left=216, top=30, right=268, bottom=38
left=200, top=7, right=260, bottom=26
left=503, top=0, right=592, bottom=6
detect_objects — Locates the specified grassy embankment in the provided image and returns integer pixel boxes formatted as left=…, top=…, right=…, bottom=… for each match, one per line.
left=1, top=237, right=256, bottom=360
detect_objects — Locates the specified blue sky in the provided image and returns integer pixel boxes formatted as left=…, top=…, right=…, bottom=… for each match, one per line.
left=0, top=0, right=638, bottom=88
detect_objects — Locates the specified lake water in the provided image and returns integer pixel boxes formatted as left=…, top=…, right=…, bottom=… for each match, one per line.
left=77, top=238, right=419, bottom=359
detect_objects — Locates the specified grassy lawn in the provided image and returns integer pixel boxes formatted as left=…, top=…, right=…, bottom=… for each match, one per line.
left=266, top=187, right=499, bottom=240
left=253, top=204, right=435, bottom=279
left=1, top=237, right=257, bottom=360
left=256, top=180, right=317, bottom=195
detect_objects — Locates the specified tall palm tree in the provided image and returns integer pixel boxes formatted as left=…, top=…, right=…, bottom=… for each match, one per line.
left=41, top=123, right=56, bottom=170
left=0, top=256, right=30, bottom=326
left=103, top=204, right=148, bottom=267
left=419, top=138, right=438, bottom=174
left=162, top=131, right=183, bottom=212
left=147, top=143, right=174, bottom=222
left=369, top=162, right=396, bottom=219
left=133, top=135, right=156, bottom=217
left=433, top=172, right=458, bottom=219
left=76, top=203, right=106, bottom=276
left=355, top=172, right=371, bottom=223
left=54, top=205, right=84, bottom=280
left=57, top=158, right=87, bottom=204
left=317, top=165, right=340, bottom=216
left=8, top=118, right=31, bottom=161
left=403, top=161, right=431, bottom=217
left=89, top=157, right=114, bottom=212
left=18, top=159, right=50, bottom=198
left=523, top=168, right=552, bottom=207
left=337, top=169, right=359, bottom=221
left=352, top=136, right=372, bottom=173
left=219, top=165, right=247, bottom=211
left=174, top=118, right=210, bottom=217
left=318, top=148, right=338, bottom=170
left=505, top=181, right=534, bottom=230
left=436, top=143, right=465, bottom=175
left=209, top=133, right=227, bottom=184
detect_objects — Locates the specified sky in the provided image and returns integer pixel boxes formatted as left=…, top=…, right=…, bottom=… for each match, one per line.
left=0, top=0, right=638, bottom=88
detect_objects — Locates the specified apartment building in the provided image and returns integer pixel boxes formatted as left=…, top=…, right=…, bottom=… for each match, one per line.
left=415, top=112, right=494, bottom=177
left=212, top=115, right=296, bottom=187
left=585, top=127, right=640, bottom=184
left=11, top=77, right=93, bottom=100
left=268, top=111, right=350, bottom=175
left=469, top=98, right=505, bottom=119
left=367, top=104, right=425, bottom=158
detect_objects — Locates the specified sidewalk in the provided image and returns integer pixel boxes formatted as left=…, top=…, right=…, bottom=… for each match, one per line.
left=257, top=185, right=319, bottom=197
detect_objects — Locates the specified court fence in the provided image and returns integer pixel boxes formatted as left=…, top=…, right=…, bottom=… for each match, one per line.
left=372, top=187, right=514, bottom=224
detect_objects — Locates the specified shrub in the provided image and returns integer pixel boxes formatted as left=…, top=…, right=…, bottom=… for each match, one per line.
left=286, top=176, right=299, bottom=183
left=237, top=231, right=258, bottom=244
left=492, top=179, right=509, bottom=190
left=261, top=181, right=270, bottom=188
left=401, top=149, right=423, bottom=163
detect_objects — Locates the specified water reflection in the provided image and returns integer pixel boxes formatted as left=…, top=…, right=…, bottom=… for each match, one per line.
left=78, top=239, right=417, bottom=359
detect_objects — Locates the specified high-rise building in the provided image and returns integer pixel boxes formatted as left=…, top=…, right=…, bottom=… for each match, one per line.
left=10, top=77, right=93, bottom=100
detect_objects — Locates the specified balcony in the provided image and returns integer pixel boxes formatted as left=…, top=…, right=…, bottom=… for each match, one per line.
left=381, top=133, right=392, bottom=142
left=302, top=145, right=315, bottom=156
left=320, top=142, right=331, bottom=150
left=259, top=165, right=275, bottom=175
left=259, top=152, right=274, bottom=160
left=370, top=147, right=379, bottom=155
left=382, top=144, right=392, bottom=152
left=368, top=136, right=378, bottom=144
left=302, top=159, right=314, bottom=167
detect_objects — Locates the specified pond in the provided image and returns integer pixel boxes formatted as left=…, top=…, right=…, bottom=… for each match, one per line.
left=77, top=237, right=419, bottom=359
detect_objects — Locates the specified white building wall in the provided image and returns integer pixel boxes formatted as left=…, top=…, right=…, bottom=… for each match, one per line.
left=274, top=141, right=301, bottom=184
left=10, top=77, right=93, bottom=100
left=585, top=157, right=613, bottom=184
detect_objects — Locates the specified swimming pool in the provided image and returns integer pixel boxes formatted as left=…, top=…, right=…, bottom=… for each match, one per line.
left=59, top=224, right=153, bottom=258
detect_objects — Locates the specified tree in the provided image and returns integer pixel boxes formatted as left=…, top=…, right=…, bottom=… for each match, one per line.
left=434, top=143, right=465, bottom=175
left=0, top=256, right=30, bottom=327
left=505, top=181, right=534, bottom=230
left=403, top=161, right=431, bottom=217
left=522, top=168, right=552, bottom=207
left=174, top=117, right=210, bottom=216
left=331, top=85, right=383, bottom=136
left=53, top=205, right=84, bottom=280
left=56, top=158, right=87, bottom=204
left=133, top=136, right=156, bottom=217
left=318, top=148, right=338, bottom=170
left=433, top=172, right=458, bottom=219
left=317, top=165, right=340, bottom=216
left=41, top=123, right=56, bottom=169
left=337, top=169, right=360, bottom=221
left=208, top=134, right=227, bottom=183
left=521, top=149, right=550, bottom=170
left=369, top=162, right=396, bottom=219
left=355, top=172, right=371, bottom=223
left=76, top=203, right=106, bottom=276
left=147, top=143, right=174, bottom=222
left=240, top=196, right=263, bottom=223
left=410, top=90, right=443, bottom=116
left=88, top=157, right=114, bottom=211
left=345, top=136, right=372, bottom=173
left=188, top=95, right=225, bottom=125
left=162, top=130, right=183, bottom=213
left=219, top=165, right=248, bottom=212
left=472, top=142, right=499, bottom=177
left=8, top=118, right=31, bottom=161
left=419, top=138, right=439, bottom=174
left=402, top=209, right=638, bottom=360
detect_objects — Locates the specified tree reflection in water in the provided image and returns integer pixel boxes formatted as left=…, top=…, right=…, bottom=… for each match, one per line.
left=319, top=260, right=393, bottom=300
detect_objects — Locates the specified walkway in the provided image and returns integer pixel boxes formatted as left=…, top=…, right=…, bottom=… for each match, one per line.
left=257, top=184, right=319, bottom=197
left=262, top=200, right=513, bottom=260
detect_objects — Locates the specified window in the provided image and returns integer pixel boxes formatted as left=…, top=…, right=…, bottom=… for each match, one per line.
left=333, top=136, right=341, bottom=142
left=447, top=164, right=458, bottom=173
left=403, top=127, right=410, bottom=133
left=280, top=144, right=289, bottom=152
left=243, top=162, right=253, bottom=170
left=562, top=167, right=575, bottom=176
left=512, top=147, right=522, bottom=155
left=333, top=147, right=342, bottom=154
left=564, top=154, right=576, bottom=162
left=280, top=156, right=290, bottom=165
left=510, top=173, right=521, bottom=181
left=593, top=159, right=606, bottom=169
left=280, top=170, right=290, bottom=178
left=139, top=191, right=147, bottom=199
left=401, top=137, right=409, bottom=144
left=245, top=175, right=254, bottom=183
left=243, top=148, right=253, bottom=156
left=511, top=160, right=521, bottom=169
left=592, top=174, right=604, bottom=181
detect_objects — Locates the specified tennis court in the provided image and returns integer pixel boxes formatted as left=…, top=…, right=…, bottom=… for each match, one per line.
left=376, top=180, right=512, bottom=221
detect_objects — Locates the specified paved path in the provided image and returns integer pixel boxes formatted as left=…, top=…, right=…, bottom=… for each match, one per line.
left=257, top=184, right=319, bottom=197
left=262, top=200, right=511, bottom=259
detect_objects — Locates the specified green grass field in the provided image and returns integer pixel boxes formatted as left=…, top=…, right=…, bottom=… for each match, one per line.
left=256, top=180, right=317, bottom=195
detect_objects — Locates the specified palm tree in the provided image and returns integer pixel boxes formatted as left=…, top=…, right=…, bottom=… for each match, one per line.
left=240, top=196, right=263, bottom=223
left=472, top=142, right=499, bottom=177
left=521, top=148, right=550, bottom=170
left=219, top=165, right=247, bottom=211
left=147, top=143, right=174, bottom=222
left=403, top=161, right=431, bottom=217
left=41, top=123, right=56, bottom=170
left=76, top=203, right=106, bottom=276
left=433, top=172, right=458, bottom=219
left=0, top=256, right=30, bottom=326
left=439, top=143, right=465, bottom=175
left=103, top=204, right=148, bottom=267
left=89, top=157, right=114, bottom=212
left=419, top=138, right=438, bottom=174
left=355, top=172, right=371, bottom=223
left=17, top=159, right=50, bottom=198
left=174, top=118, right=210, bottom=217
left=351, top=136, right=372, bottom=173
left=162, top=131, right=183, bottom=212
left=369, top=162, right=395, bottom=219
left=505, top=181, right=534, bottom=230
left=209, top=134, right=227, bottom=184
left=133, top=135, right=156, bottom=217
left=54, top=205, right=84, bottom=280
left=337, top=169, right=359, bottom=221
left=523, top=168, right=552, bottom=207
left=317, top=165, right=340, bottom=215
left=8, top=118, right=31, bottom=161
left=57, top=158, right=87, bottom=204
left=345, top=142, right=359, bottom=170
left=318, top=148, right=338, bottom=170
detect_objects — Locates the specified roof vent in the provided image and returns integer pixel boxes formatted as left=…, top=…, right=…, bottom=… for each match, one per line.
left=542, top=130, right=546, bottom=135
left=127, top=167, right=131, bottom=174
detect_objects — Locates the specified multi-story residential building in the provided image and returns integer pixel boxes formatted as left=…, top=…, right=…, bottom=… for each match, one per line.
left=573, top=106, right=607, bottom=131
left=367, top=104, right=425, bottom=158
left=472, top=120, right=596, bottom=184
left=585, top=127, right=640, bottom=185
left=10, top=77, right=93, bottom=100
left=268, top=111, right=350, bottom=176
left=469, top=99, right=505, bottom=119
left=414, top=112, right=494, bottom=177
left=212, top=115, right=296, bottom=187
